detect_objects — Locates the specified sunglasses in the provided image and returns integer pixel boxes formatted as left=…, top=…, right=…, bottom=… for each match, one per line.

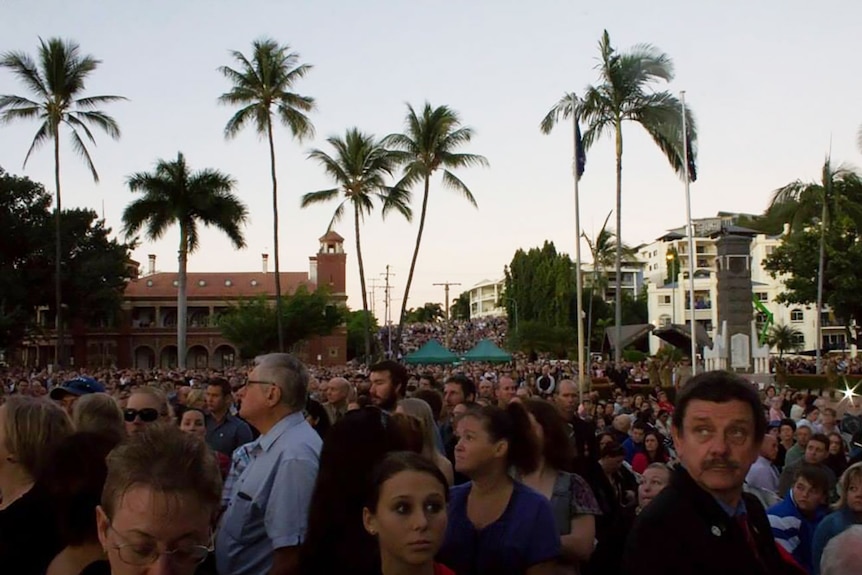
left=124, top=408, right=160, bottom=423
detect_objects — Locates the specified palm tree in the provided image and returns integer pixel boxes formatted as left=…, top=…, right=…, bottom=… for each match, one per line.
left=300, top=129, right=412, bottom=362
left=580, top=30, right=695, bottom=365
left=768, top=158, right=862, bottom=373
left=219, top=38, right=315, bottom=352
left=122, top=153, right=248, bottom=369
left=0, top=38, right=125, bottom=366
left=767, top=323, right=804, bottom=360
left=583, top=211, right=636, bottom=352
left=384, top=103, right=488, bottom=352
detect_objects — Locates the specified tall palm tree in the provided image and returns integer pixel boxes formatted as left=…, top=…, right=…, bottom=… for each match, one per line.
left=0, top=38, right=125, bottom=366
left=300, top=129, right=412, bottom=362
left=767, top=323, right=804, bottom=360
left=768, top=158, right=862, bottom=373
left=583, top=211, right=636, bottom=351
left=219, top=38, right=315, bottom=352
left=384, top=102, right=488, bottom=352
left=122, top=153, right=248, bottom=369
left=580, top=30, right=695, bottom=365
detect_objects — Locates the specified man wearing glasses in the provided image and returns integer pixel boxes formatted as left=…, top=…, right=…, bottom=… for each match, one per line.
left=216, top=353, right=322, bottom=575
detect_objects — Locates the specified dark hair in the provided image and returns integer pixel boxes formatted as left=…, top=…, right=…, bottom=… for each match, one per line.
left=464, top=402, right=539, bottom=474
left=804, top=405, right=820, bottom=418
left=304, top=397, right=332, bottom=440
left=418, top=373, right=437, bottom=389
left=809, top=433, right=830, bottom=450
left=795, top=463, right=831, bottom=496
left=523, top=399, right=575, bottom=472
left=599, top=441, right=625, bottom=459
left=632, top=421, right=649, bottom=433
left=642, top=430, right=669, bottom=464
left=369, top=360, right=409, bottom=398
left=365, top=451, right=449, bottom=512
left=445, top=374, right=476, bottom=402
left=390, top=413, right=425, bottom=454
left=779, top=418, right=797, bottom=432
left=43, top=431, right=121, bottom=546
left=300, top=407, right=422, bottom=575
left=206, top=377, right=232, bottom=398
left=413, top=389, right=444, bottom=420
left=672, top=371, right=766, bottom=443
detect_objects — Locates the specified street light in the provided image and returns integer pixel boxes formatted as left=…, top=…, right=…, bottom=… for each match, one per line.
left=666, top=249, right=676, bottom=325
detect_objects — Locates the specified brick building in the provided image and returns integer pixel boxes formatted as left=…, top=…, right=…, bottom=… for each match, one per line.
left=20, top=231, right=348, bottom=369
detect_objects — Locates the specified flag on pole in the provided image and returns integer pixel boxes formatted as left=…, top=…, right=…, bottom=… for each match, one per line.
left=685, top=129, right=697, bottom=183
left=575, top=122, right=586, bottom=178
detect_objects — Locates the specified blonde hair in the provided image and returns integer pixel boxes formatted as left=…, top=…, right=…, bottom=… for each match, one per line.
left=834, top=462, right=862, bottom=510
left=186, top=389, right=206, bottom=410
left=129, top=386, right=174, bottom=421
left=3, top=396, right=73, bottom=479
left=399, top=398, right=442, bottom=459
left=72, top=393, right=125, bottom=440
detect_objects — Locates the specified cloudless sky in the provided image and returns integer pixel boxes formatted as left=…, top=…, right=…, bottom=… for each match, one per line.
left=2, top=0, right=861, bottom=320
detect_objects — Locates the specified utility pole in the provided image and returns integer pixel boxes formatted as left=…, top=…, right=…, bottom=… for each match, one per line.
left=369, top=279, right=382, bottom=317
left=433, top=281, right=461, bottom=349
left=381, top=266, right=395, bottom=358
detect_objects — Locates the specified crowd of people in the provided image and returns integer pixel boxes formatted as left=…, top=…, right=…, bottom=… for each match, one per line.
left=385, top=317, right=509, bottom=355
left=1, top=356, right=862, bottom=575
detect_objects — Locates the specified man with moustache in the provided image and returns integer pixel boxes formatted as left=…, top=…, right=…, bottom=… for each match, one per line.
left=622, top=371, right=805, bottom=575
left=368, top=360, right=408, bottom=412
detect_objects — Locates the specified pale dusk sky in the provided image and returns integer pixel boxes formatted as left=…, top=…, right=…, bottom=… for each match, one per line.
left=2, top=0, right=861, bottom=320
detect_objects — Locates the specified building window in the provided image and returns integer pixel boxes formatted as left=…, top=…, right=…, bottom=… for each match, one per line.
left=328, top=347, right=339, bottom=358
left=146, top=279, right=153, bottom=287
left=756, top=292, right=768, bottom=302
left=659, top=315, right=671, bottom=327
left=661, top=295, right=671, bottom=305
left=792, top=333, right=805, bottom=346
left=791, top=309, right=804, bottom=322
left=172, top=280, right=179, bottom=287
left=224, top=279, right=232, bottom=287
left=198, top=280, right=206, bottom=287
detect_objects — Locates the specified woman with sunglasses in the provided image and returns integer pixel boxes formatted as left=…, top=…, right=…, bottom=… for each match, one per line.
left=123, top=387, right=171, bottom=435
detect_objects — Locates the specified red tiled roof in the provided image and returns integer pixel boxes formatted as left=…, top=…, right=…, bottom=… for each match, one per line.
left=125, top=272, right=314, bottom=299
left=319, top=230, right=345, bottom=242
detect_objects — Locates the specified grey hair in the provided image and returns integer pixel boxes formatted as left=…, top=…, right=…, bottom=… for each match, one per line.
left=821, top=525, right=862, bottom=575
left=254, top=353, right=309, bottom=411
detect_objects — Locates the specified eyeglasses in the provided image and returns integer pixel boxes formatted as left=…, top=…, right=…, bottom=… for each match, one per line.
left=123, top=408, right=160, bottom=423
left=107, top=524, right=212, bottom=566
left=233, top=379, right=276, bottom=392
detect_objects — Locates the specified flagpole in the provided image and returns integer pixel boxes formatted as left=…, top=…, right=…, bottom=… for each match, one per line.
left=681, top=91, right=698, bottom=375
left=572, top=96, right=586, bottom=404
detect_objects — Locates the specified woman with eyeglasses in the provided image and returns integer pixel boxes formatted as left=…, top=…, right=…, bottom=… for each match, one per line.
left=95, top=425, right=222, bottom=575
left=123, top=387, right=172, bottom=435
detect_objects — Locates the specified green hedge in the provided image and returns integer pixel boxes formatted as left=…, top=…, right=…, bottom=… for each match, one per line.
left=783, top=374, right=862, bottom=392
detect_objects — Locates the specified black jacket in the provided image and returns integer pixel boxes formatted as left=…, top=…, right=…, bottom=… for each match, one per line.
left=621, top=466, right=805, bottom=575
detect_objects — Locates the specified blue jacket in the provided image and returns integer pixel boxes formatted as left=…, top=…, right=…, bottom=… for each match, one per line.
left=767, top=492, right=827, bottom=574
left=812, top=508, right=861, bottom=575
left=622, top=437, right=643, bottom=464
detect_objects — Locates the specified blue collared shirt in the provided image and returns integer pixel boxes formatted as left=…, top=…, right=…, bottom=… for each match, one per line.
left=714, top=493, right=748, bottom=518
left=215, top=411, right=322, bottom=575
left=206, top=412, right=254, bottom=457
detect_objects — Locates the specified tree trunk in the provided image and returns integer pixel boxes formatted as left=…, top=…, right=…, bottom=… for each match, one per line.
left=395, top=175, right=431, bottom=356
left=267, top=120, right=285, bottom=352
left=815, top=201, right=826, bottom=374
left=613, top=118, right=623, bottom=366
left=53, top=130, right=64, bottom=368
left=355, top=203, right=372, bottom=362
left=177, top=225, right=189, bottom=369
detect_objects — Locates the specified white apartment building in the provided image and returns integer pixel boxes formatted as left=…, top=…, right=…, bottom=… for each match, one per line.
left=581, top=261, right=647, bottom=303
left=467, top=278, right=505, bottom=319
left=642, top=216, right=846, bottom=355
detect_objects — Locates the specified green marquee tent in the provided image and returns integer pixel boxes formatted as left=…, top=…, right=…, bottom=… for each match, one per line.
left=403, top=339, right=459, bottom=365
left=462, top=339, right=512, bottom=363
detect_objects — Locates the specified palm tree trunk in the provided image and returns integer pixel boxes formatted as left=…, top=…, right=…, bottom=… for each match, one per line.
left=613, top=118, right=623, bottom=366
left=815, top=201, right=826, bottom=374
left=177, top=225, right=189, bottom=369
left=53, top=131, right=64, bottom=367
left=395, top=175, right=431, bottom=356
left=267, top=120, right=285, bottom=353
left=354, top=203, right=372, bottom=362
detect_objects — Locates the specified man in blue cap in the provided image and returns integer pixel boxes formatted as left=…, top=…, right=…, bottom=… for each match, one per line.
left=50, top=376, right=105, bottom=415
